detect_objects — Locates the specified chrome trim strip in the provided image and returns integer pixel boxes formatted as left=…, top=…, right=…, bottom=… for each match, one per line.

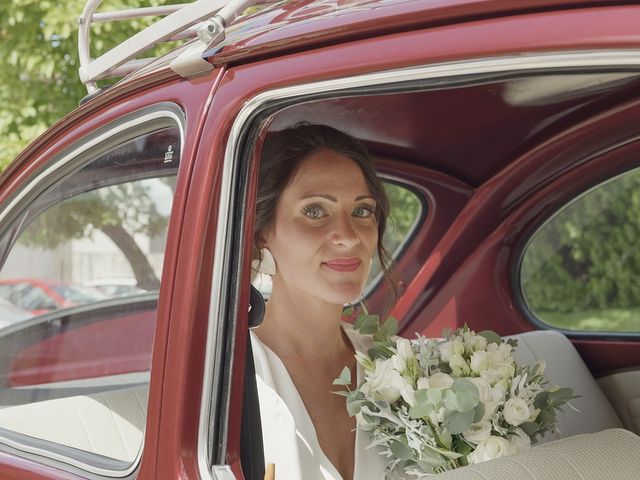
left=199, top=49, right=640, bottom=478
left=0, top=107, right=184, bottom=478
left=211, top=465, right=236, bottom=479
left=0, top=110, right=185, bottom=227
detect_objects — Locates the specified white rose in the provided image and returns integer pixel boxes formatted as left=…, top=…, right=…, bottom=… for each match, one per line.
left=463, top=421, right=492, bottom=444
left=487, top=351, right=512, bottom=370
left=503, top=398, right=532, bottom=426
left=470, top=351, right=490, bottom=374
left=468, top=436, right=516, bottom=464
left=361, top=358, right=406, bottom=403
left=480, top=369, right=503, bottom=386
left=510, top=428, right=531, bottom=452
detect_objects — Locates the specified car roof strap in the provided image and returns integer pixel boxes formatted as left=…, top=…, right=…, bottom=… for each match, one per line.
left=77, top=0, right=255, bottom=94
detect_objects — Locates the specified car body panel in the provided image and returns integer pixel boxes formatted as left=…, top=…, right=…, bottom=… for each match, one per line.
left=1, top=1, right=640, bottom=479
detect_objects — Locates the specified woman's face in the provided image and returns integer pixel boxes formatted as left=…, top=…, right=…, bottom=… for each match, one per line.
left=264, top=148, right=379, bottom=306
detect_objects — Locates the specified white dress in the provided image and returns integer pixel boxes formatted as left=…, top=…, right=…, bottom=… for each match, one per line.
left=251, top=323, right=389, bottom=480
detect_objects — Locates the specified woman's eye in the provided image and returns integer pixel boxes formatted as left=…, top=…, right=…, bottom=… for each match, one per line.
left=353, top=205, right=376, bottom=218
left=302, top=205, right=326, bottom=219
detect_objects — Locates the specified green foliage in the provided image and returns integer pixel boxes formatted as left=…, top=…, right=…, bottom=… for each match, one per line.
left=521, top=169, right=640, bottom=327
left=0, top=0, right=191, bottom=169
left=384, top=182, right=422, bottom=251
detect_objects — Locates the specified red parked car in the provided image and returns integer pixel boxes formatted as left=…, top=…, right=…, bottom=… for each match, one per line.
left=0, top=0, right=639, bottom=479
left=0, top=278, right=107, bottom=315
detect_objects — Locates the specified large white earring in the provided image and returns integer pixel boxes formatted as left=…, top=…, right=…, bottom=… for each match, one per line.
left=252, top=247, right=276, bottom=275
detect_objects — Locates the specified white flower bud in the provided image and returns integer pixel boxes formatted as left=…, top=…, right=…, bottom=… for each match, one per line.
left=470, top=351, right=490, bottom=374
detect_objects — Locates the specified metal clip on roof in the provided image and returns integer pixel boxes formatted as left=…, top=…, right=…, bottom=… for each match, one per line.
left=78, top=0, right=254, bottom=94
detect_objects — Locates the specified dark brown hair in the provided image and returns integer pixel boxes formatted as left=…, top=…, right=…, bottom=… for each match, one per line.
left=254, top=123, right=394, bottom=292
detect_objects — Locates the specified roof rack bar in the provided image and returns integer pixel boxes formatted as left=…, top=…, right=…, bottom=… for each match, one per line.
left=79, top=0, right=227, bottom=92
left=78, top=0, right=258, bottom=94
left=91, top=5, right=185, bottom=23
left=92, top=58, right=156, bottom=80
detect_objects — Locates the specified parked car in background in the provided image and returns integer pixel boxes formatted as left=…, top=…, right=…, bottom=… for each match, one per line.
left=83, top=278, right=146, bottom=297
left=0, top=298, right=32, bottom=329
left=0, top=278, right=107, bottom=315
left=0, top=1, right=639, bottom=479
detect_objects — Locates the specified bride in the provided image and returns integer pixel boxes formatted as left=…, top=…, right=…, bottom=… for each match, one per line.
left=250, top=123, right=395, bottom=480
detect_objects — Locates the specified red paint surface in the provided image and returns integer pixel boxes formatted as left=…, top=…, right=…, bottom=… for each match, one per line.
left=9, top=311, right=154, bottom=386
left=2, top=1, right=640, bottom=478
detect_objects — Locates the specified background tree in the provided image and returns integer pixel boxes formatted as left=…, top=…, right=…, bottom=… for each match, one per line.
left=0, top=0, right=191, bottom=170
left=0, top=1, right=189, bottom=290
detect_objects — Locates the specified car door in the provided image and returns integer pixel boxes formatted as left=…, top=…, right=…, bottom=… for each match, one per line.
left=0, top=71, right=221, bottom=479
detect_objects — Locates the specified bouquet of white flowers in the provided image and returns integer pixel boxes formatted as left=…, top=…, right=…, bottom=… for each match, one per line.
left=334, top=313, right=576, bottom=478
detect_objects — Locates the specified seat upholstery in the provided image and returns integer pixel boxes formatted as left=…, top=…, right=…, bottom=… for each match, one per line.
left=432, top=428, right=640, bottom=479
left=510, top=330, right=621, bottom=440
left=0, top=385, right=148, bottom=463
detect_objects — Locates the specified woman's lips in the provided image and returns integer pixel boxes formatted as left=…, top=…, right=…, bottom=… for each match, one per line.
left=323, top=258, right=361, bottom=272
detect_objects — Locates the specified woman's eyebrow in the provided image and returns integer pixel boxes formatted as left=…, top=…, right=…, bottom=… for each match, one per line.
left=301, top=194, right=376, bottom=202
left=301, top=194, right=337, bottom=201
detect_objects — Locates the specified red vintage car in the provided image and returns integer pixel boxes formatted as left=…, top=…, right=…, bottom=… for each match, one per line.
left=0, top=0, right=639, bottom=479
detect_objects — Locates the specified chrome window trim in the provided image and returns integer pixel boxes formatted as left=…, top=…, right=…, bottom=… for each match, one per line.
left=0, top=108, right=184, bottom=227
left=199, top=49, right=640, bottom=478
left=0, top=105, right=185, bottom=478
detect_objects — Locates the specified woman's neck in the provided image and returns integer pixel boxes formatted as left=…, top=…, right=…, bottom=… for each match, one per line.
left=255, top=289, right=351, bottom=364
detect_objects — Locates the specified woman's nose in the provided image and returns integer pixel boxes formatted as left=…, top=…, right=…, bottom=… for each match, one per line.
left=330, top=214, right=361, bottom=248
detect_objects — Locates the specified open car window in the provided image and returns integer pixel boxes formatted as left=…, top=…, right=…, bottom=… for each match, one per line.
left=0, top=107, right=181, bottom=475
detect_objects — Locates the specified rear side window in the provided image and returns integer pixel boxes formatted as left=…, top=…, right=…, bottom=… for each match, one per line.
left=520, top=167, right=640, bottom=333
left=0, top=112, right=181, bottom=473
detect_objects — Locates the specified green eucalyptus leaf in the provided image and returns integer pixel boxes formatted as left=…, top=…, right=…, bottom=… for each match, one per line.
left=359, top=314, right=380, bottom=335
left=444, top=389, right=458, bottom=411
left=451, top=378, right=480, bottom=411
left=427, top=388, right=442, bottom=405
left=548, top=387, right=575, bottom=406
left=381, top=316, right=398, bottom=337
left=536, top=409, right=556, bottom=427
left=473, top=403, right=485, bottom=423
left=477, top=330, right=502, bottom=345
left=520, top=421, right=540, bottom=436
left=445, top=409, right=475, bottom=435
left=409, top=400, right=434, bottom=419
left=332, top=366, right=351, bottom=386
left=533, top=391, right=550, bottom=409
